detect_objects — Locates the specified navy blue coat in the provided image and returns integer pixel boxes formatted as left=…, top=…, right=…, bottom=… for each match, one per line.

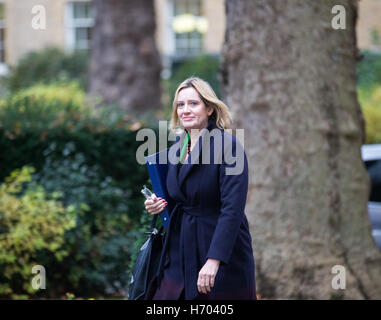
left=152, top=119, right=256, bottom=300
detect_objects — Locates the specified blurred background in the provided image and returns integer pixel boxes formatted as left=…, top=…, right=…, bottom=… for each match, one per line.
left=0, top=0, right=380, bottom=300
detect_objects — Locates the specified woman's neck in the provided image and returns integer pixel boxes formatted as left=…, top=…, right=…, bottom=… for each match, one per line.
left=187, top=122, right=209, bottom=146
left=188, top=128, right=201, bottom=146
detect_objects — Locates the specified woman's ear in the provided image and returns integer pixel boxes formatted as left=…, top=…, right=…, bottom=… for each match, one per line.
left=207, top=106, right=214, bottom=117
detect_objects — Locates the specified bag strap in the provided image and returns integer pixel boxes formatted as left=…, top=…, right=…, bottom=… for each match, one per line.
left=147, top=214, right=164, bottom=234
left=150, top=214, right=158, bottom=231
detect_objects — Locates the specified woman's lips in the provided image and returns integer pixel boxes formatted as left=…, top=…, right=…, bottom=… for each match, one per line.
left=182, top=117, right=194, bottom=121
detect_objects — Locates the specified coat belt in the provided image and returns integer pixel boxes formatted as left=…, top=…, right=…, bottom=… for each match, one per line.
left=156, top=202, right=218, bottom=299
left=178, top=203, right=218, bottom=217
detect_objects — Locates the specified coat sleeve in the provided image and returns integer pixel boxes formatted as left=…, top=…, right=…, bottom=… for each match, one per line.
left=206, top=134, right=249, bottom=264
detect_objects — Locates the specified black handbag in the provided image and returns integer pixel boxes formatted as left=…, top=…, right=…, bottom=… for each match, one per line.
left=128, top=214, right=164, bottom=300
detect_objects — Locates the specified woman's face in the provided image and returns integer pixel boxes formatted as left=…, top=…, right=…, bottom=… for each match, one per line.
left=176, top=87, right=213, bottom=131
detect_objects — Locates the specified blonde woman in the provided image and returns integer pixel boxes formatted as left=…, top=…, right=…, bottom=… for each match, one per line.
left=144, top=77, right=256, bottom=300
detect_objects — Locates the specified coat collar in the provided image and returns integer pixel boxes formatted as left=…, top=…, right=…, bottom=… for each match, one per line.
left=168, top=118, right=218, bottom=190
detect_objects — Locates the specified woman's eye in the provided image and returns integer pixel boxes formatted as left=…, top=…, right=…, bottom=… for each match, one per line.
left=177, top=102, right=198, bottom=108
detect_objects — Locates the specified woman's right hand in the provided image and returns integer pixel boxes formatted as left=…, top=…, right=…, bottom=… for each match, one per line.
left=144, top=194, right=167, bottom=215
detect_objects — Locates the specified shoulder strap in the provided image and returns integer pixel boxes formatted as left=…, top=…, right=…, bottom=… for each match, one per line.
left=150, top=214, right=158, bottom=231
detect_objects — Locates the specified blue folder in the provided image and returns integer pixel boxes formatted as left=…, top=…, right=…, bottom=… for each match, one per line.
left=144, top=149, right=170, bottom=228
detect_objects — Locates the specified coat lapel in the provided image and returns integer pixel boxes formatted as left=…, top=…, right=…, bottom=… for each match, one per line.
left=167, top=132, right=187, bottom=202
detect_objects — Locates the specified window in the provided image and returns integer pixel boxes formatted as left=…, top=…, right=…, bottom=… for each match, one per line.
left=172, top=0, right=204, bottom=56
left=65, top=1, right=95, bottom=52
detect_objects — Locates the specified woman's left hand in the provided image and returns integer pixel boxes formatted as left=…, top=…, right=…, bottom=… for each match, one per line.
left=197, top=258, right=220, bottom=295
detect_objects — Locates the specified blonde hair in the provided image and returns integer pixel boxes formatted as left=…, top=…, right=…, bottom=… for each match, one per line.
left=170, top=77, right=233, bottom=131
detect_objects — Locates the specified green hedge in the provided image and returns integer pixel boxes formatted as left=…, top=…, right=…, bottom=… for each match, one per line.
left=357, top=50, right=381, bottom=89
left=0, top=81, right=150, bottom=298
left=358, top=85, right=381, bottom=144
left=0, top=166, right=78, bottom=299
left=356, top=50, right=381, bottom=144
left=3, top=47, right=89, bottom=94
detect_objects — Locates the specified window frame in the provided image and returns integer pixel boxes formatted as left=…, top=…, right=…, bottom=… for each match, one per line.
left=171, top=0, right=204, bottom=58
left=64, top=1, right=95, bottom=52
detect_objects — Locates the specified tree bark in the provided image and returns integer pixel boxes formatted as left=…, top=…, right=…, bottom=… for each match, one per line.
left=89, top=0, right=162, bottom=116
left=221, top=0, right=381, bottom=299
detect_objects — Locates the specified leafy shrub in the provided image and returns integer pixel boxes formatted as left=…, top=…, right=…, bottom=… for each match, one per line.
left=0, top=81, right=149, bottom=298
left=0, top=80, right=142, bottom=136
left=33, top=140, right=141, bottom=296
left=358, top=85, right=381, bottom=144
left=3, top=47, right=89, bottom=93
left=357, top=50, right=381, bottom=89
left=0, top=166, right=78, bottom=299
left=0, top=80, right=89, bottom=134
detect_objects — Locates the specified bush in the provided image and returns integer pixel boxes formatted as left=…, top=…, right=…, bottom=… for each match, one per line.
left=358, top=85, right=381, bottom=144
left=32, top=139, right=145, bottom=297
left=0, top=81, right=150, bottom=298
left=0, top=166, right=78, bottom=299
left=0, top=80, right=89, bottom=134
left=3, top=47, right=89, bottom=94
left=357, top=50, right=381, bottom=89
left=0, top=80, right=143, bottom=136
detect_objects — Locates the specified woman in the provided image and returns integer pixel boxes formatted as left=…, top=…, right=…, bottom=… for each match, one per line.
left=144, top=77, right=256, bottom=300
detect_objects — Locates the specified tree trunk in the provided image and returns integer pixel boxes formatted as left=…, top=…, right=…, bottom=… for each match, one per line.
left=89, top=0, right=162, bottom=116
left=221, top=0, right=381, bottom=299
